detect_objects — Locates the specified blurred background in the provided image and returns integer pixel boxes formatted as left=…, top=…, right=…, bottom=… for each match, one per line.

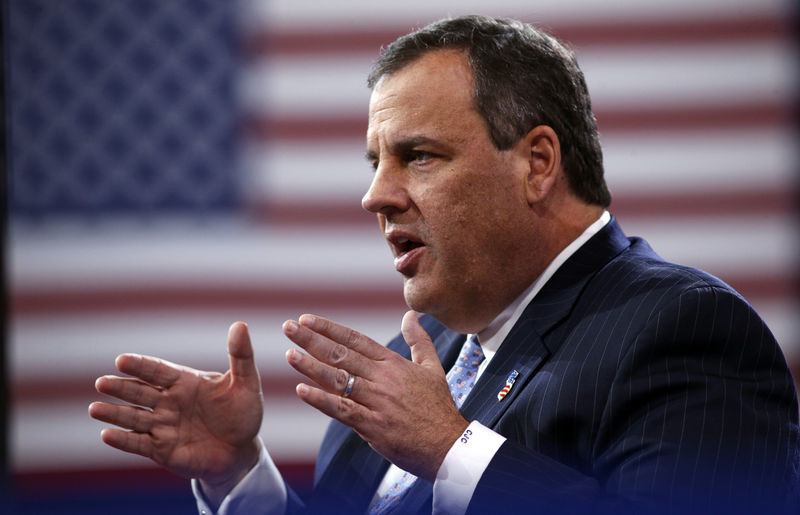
left=4, top=0, right=798, bottom=513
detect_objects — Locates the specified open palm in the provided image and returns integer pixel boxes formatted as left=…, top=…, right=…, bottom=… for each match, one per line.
left=89, top=322, right=264, bottom=484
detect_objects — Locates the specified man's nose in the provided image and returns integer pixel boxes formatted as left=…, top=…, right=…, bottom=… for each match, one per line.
left=361, top=165, right=410, bottom=215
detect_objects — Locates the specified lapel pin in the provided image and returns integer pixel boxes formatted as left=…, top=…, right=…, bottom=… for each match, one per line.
left=497, top=370, right=519, bottom=401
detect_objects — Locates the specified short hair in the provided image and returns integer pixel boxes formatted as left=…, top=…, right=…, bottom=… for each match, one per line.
left=368, top=15, right=611, bottom=207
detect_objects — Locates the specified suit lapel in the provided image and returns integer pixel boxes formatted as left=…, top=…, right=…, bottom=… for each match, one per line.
left=433, top=327, right=466, bottom=370
left=460, top=318, right=549, bottom=426
left=520, top=217, right=630, bottom=349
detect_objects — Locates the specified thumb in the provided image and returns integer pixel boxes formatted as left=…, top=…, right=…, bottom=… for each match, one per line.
left=401, top=311, right=439, bottom=369
left=227, top=321, right=261, bottom=392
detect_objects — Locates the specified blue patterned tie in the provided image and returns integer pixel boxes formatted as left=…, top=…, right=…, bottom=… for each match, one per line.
left=446, top=335, right=485, bottom=409
left=368, top=335, right=485, bottom=514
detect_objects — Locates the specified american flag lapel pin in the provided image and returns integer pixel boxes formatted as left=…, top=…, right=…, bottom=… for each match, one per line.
left=497, top=370, right=519, bottom=401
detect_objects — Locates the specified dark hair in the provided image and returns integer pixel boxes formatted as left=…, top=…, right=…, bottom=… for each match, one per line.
left=368, top=15, right=611, bottom=207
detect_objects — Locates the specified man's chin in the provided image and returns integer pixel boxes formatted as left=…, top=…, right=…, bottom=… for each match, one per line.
left=402, top=279, right=446, bottom=319
left=402, top=280, right=431, bottom=313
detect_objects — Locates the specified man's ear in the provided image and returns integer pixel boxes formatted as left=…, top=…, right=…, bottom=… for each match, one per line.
left=520, top=125, right=561, bottom=204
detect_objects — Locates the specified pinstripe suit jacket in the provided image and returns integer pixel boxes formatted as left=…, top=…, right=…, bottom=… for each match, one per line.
left=293, top=218, right=800, bottom=514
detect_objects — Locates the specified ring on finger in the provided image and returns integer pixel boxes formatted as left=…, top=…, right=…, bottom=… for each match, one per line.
left=342, top=373, right=356, bottom=398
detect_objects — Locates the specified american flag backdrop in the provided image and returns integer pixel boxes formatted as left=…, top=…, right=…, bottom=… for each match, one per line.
left=6, top=0, right=799, bottom=512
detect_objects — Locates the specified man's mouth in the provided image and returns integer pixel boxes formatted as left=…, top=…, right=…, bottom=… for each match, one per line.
left=395, top=237, right=424, bottom=256
left=386, top=231, right=426, bottom=274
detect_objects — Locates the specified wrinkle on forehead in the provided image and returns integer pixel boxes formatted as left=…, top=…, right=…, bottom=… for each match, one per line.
left=368, top=91, right=401, bottom=124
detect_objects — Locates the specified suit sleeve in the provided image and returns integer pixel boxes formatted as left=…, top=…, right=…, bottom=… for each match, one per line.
left=467, top=285, right=800, bottom=515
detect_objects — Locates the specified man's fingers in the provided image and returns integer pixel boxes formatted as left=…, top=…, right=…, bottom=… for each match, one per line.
left=401, top=311, right=440, bottom=368
left=286, top=348, right=370, bottom=398
left=115, top=354, right=183, bottom=388
left=227, top=321, right=261, bottom=391
left=89, top=401, right=155, bottom=434
left=283, top=319, right=378, bottom=379
left=295, top=383, right=370, bottom=430
left=95, top=376, right=162, bottom=408
left=99, top=427, right=154, bottom=459
left=297, top=315, right=386, bottom=360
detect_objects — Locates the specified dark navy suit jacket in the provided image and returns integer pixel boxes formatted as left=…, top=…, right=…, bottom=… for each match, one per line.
left=288, top=218, right=800, bottom=514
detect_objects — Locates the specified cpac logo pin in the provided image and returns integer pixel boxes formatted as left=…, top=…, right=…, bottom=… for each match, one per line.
left=497, top=370, right=519, bottom=401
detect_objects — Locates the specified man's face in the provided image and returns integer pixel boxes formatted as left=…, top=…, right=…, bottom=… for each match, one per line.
left=363, top=50, right=535, bottom=332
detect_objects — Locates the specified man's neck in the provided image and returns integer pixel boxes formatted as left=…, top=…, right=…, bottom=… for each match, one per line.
left=476, top=209, right=611, bottom=352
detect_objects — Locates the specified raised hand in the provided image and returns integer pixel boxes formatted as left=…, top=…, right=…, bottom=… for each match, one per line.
left=283, top=310, right=469, bottom=481
left=89, top=322, right=263, bottom=499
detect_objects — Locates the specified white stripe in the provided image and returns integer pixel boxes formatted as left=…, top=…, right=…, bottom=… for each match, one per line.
left=10, top=214, right=797, bottom=291
left=241, top=41, right=795, bottom=117
left=9, top=221, right=395, bottom=289
left=240, top=0, right=786, bottom=31
left=11, top=309, right=406, bottom=377
left=578, top=40, right=796, bottom=109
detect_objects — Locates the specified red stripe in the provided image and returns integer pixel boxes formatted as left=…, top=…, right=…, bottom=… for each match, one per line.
left=253, top=200, right=373, bottom=225
left=723, top=275, right=800, bottom=303
left=245, top=15, right=791, bottom=56
left=241, top=115, right=366, bottom=141
left=250, top=189, right=798, bottom=226
left=12, top=461, right=315, bottom=493
left=241, top=102, right=794, bottom=142
left=10, top=270, right=797, bottom=318
left=11, top=285, right=407, bottom=316
left=609, top=189, right=798, bottom=219
left=593, top=102, right=793, bottom=132
left=13, top=465, right=189, bottom=493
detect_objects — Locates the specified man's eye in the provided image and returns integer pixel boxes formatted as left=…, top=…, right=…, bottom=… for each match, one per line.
left=406, top=151, right=434, bottom=164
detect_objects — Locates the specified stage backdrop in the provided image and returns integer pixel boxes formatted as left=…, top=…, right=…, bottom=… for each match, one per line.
left=6, top=0, right=798, bottom=513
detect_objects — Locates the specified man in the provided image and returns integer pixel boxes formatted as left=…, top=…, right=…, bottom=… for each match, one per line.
left=89, top=15, right=799, bottom=514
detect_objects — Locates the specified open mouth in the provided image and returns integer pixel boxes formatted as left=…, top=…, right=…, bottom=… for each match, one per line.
left=386, top=231, right=426, bottom=274
left=386, top=230, right=425, bottom=256
left=395, top=237, right=424, bottom=256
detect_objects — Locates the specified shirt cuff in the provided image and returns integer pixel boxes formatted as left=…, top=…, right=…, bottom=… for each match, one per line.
left=432, top=421, right=506, bottom=515
left=192, top=438, right=287, bottom=515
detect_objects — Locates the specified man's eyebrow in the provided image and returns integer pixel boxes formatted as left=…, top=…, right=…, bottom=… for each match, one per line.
left=391, top=136, right=438, bottom=154
left=365, top=136, right=444, bottom=164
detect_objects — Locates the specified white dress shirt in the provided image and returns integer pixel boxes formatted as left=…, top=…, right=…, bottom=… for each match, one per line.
left=194, top=211, right=611, bottom=515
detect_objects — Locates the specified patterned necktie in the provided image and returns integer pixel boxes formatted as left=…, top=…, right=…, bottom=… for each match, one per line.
left=446, top=335, right=486, bottom=409
left=368, top=335, right=485, bottom=514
